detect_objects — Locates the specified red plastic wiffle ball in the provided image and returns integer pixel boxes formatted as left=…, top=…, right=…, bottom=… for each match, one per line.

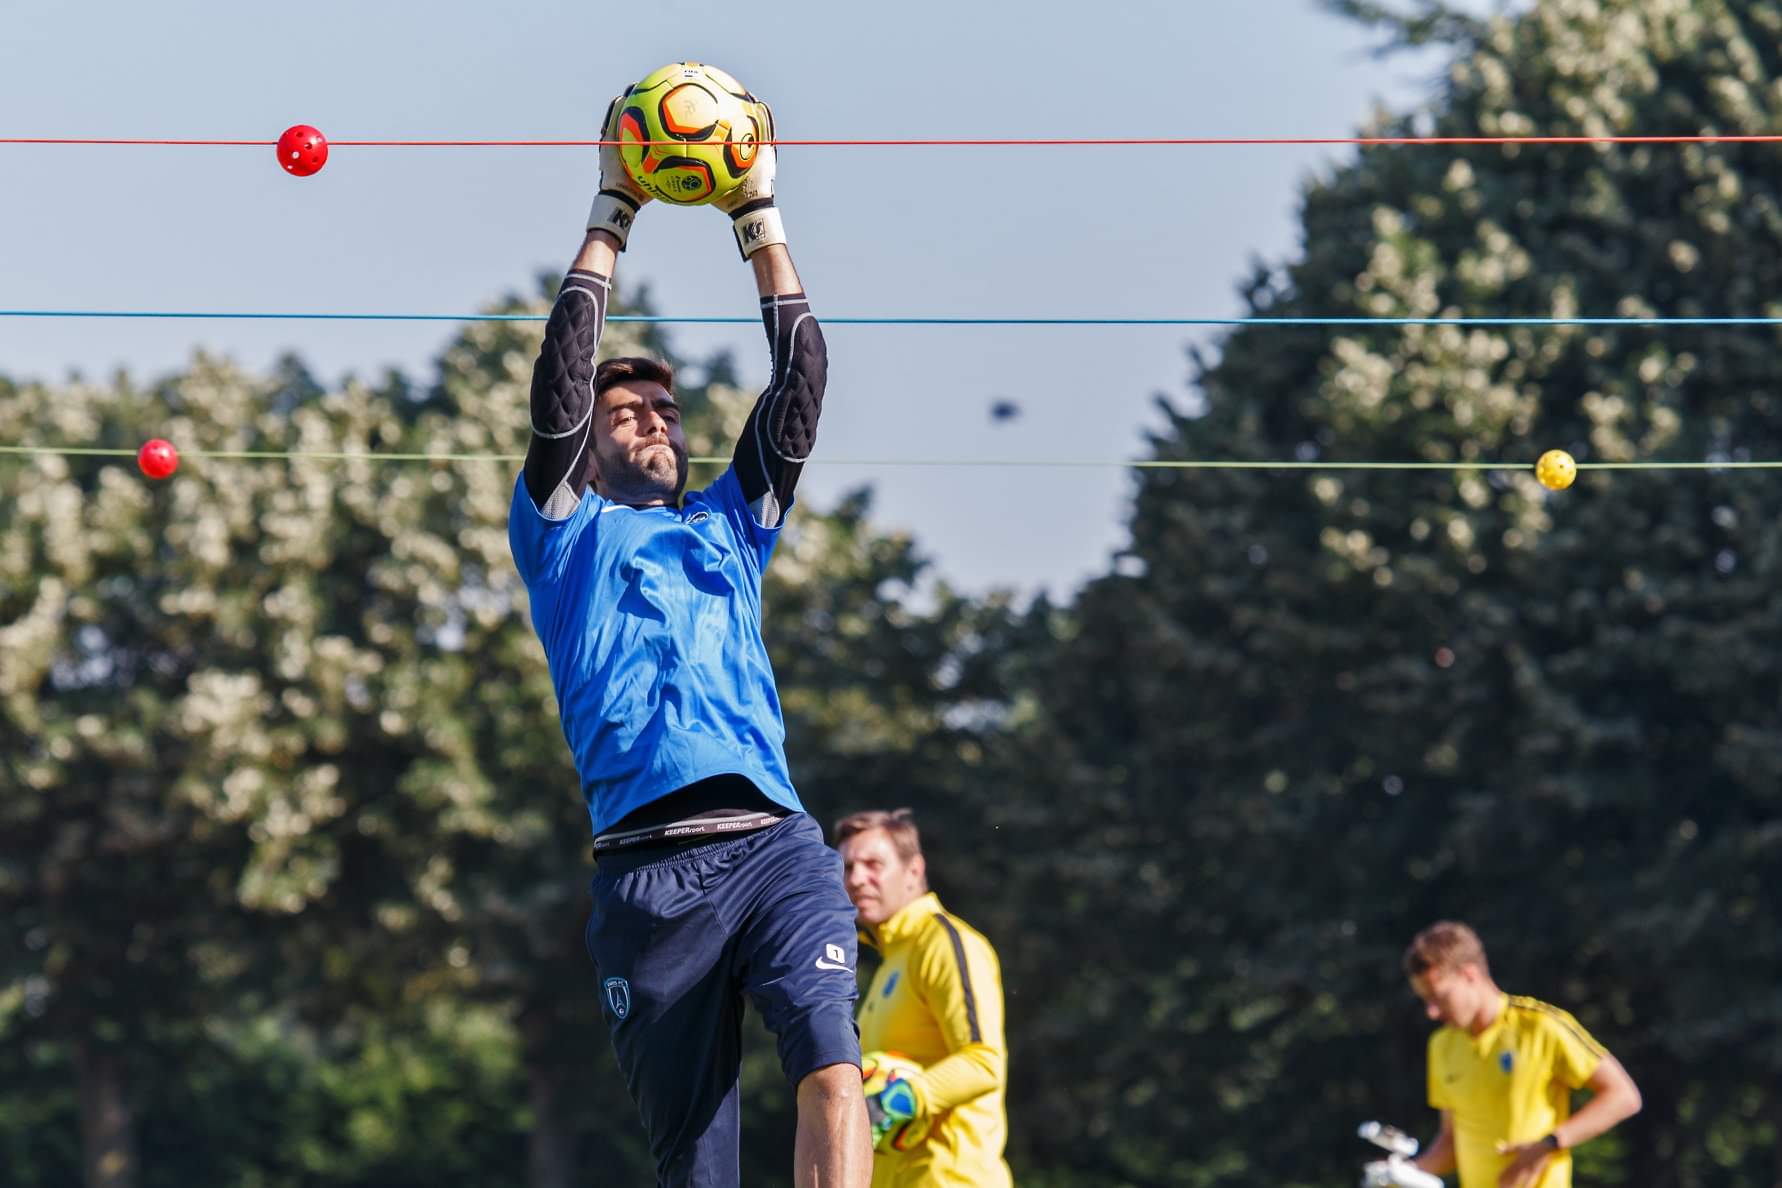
left=276, top=124, right=328, bottom=176
left=137, top=439, right=179, bottom=480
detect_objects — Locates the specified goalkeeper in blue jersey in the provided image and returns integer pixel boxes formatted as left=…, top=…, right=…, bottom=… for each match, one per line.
left=507, top=95, right=871, bottom=1188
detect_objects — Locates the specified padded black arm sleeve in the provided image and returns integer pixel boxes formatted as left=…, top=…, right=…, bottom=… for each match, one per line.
left=733, top=292, right=827, bottom=528
left=522, top=270, right=609, bottom=514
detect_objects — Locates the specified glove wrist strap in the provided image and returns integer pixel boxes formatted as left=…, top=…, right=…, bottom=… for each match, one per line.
left=587, top=189, right=641, bottom=250
left=730, top=200, right=786, bottom=260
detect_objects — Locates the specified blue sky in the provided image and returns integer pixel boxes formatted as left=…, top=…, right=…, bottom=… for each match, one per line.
left=0, top=0, right=1459, bottom=594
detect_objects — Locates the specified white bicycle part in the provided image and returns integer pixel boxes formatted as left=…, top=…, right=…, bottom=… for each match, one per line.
left=1358, top=1121, right=1419, bottom=1157
left=1357, top=1120, right=1441, bottom=1187
left=1361, top=1156, right=1444, bottom=1188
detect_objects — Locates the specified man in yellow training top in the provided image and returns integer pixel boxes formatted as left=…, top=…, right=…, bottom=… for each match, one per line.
left=834, top=809, right=1012, bottom=1188
left=1402, top=922, right=1642, bottom=1188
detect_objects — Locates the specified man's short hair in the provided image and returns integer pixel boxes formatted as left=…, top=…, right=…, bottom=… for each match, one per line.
left=594, top=356, right=675, bottom=404
left=1403, top=920, right=1490, bottom=978
left=833, top=807, right=923, bottom=864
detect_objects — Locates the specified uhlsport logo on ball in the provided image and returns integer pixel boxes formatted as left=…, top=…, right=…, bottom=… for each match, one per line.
left=617, top=62, right=765, bottom=205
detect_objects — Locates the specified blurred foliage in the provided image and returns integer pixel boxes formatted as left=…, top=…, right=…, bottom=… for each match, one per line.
left=998, top=1, right=1782, bottom=1185
left=0, top=273, right=1019, bottom=1186
left=4, top=2, right=1782, bottom=1186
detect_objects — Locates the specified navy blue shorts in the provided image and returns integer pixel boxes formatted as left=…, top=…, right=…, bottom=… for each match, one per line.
left=585, top=812, right=861, bottom=1187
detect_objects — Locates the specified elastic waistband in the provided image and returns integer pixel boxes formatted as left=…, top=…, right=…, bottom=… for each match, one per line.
left=591, top=811, right=814, bottom=877
left=593, top=808, right=787, bottom=856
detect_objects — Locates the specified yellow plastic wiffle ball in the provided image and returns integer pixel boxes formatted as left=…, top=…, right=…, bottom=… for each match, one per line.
left=1535, top=449, right=1577, bottom=491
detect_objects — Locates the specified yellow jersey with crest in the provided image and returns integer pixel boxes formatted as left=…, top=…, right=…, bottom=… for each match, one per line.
left=857, top=891, right=1011, bottom=1188
left=1428, top=994, right=1607, bottom=1188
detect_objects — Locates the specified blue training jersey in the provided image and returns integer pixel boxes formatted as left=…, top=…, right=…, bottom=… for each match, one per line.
left=508, top=465, right=804, bottom=835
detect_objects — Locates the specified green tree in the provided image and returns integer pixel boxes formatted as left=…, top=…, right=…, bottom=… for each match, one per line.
left=1, top=274, right=1029, bottom=1187
left=0, top=356, right=480, bottom=1187
left=1010, top=1, right=1782, bottom=1183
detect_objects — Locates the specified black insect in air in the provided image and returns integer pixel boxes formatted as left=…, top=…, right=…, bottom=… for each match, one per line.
left=989, top=399, right=1021, bottom=423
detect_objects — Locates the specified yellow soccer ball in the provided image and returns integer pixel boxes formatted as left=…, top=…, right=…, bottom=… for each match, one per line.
left=616, top=61, right=765, bottom=205
left=1535, top=449, right=1577, bottom=491
left=861, top=1050, right=932, bottom=1152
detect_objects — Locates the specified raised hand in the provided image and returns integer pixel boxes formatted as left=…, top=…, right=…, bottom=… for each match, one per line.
left=587, top=93, right=652, bottom=249
left=714, top=101, right=786, bottom=259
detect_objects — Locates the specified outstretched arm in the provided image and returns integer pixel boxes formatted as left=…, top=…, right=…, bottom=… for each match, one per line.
left=716, top=113, right=827, bottom=529
left=522, top=95, right=651, bottom=516
left=732, top=244, right=826, bottom=529
left=522, top=232, right=617, bottom=516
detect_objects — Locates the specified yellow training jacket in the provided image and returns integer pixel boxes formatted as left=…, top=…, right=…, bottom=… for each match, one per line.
left=858, top=891, right=1012, bottom=1188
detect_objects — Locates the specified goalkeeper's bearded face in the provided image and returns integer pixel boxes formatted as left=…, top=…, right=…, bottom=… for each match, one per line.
left=589, top=379, right=690, bottom=503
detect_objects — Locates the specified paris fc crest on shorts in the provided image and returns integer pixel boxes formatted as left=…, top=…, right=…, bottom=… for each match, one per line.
left=604, top=976, right=632, bottom=1021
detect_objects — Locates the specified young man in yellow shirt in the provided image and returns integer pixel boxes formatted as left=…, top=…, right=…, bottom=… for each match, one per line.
left=834, top=809, right=1012, bottom=1188
left=1402, top=922, right=1642, bottom=1188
